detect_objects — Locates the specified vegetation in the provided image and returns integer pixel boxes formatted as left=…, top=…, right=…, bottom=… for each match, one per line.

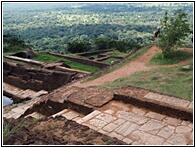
left=3, top=118, right=40, bottom=143
left=67, top=41, right=91, bottom=53
left=102, top=61, right=193, bottom=101
left=157, top=10, right=192, bottom=56
left=106, top=50, right=128, bottom=57
left=3, top=2, right=193, bottom=53
left=149, top=50, right=192, bottom=65
left=3, top=119, right=21, bottom=141
left=101, top=58, right=119, bottom=64
left=3, top=34, right=32, bottom=53
left=32, top=53, right=100, bottom=72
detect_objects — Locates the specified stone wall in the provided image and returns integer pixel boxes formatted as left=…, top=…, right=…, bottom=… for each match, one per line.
left=48, top=52, right=109, bottom=68
left=77, top=49, right=114, bottom=57
left=3, top=62, right=73, bottom=91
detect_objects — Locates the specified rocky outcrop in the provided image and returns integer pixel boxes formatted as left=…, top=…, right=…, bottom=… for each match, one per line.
left=11, top=48, right=36, bottom=59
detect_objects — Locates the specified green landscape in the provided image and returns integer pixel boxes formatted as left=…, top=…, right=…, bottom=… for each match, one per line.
left=3, top=2, right=193, bottom=100
left=3, top=2, right=194, bottom=145
left=3, top=2, right=193, bottom=53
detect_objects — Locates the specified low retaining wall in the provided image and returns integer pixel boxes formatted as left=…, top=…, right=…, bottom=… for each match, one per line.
left=113, top=94, right=193, bottom=122
left=77, top=49, right=114, bottom=57
left=48, top=52, right=109, bottom=68
left=5, top=56, right=90, bottom=76
left=3, top=61, right=73, bottom=91
left=5, top=56, right=44, bottom=66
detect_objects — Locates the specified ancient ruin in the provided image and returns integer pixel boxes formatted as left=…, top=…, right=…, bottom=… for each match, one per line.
left=3, top=45, right=193, bottom=145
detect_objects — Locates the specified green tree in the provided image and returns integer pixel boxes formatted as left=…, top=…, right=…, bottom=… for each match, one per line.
left=158, top=10, right=191, bottom=56
left=67, top=41, right=91, bottom=53
left=3, top=33, right=32, bottom=52
left=92, top=37, right=115, bottom=50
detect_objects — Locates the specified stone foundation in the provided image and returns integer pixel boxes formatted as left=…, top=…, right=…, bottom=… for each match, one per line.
left=3, top=61, right=73, bottom=91
left=48, top=52, right=109, bottom=68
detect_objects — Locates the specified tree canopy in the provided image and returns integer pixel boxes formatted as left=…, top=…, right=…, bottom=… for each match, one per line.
left=158, top=10, right=192, bottom=56
left=3, top=2, right=193, bottom=53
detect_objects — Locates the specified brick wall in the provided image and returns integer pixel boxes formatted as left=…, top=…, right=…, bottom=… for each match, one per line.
left=3, top=62, right=73, bottom=91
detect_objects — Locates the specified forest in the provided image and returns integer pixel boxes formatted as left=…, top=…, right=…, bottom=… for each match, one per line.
left=3, top=2, right=193, bottom=53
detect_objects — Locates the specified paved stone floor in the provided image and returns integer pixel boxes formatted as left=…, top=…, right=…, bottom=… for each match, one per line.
left=76, top=101, right=193, bottom=145
left=46, top=100, right=192, bottom=145
left=3, top=87, right=193, bottom=145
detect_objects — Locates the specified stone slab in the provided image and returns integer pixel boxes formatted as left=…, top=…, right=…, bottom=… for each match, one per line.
left=51, top=109, right=69, bottom=118
left=88, top=118, right=108, bottom=128
left=167, top=134, right=187, bottom=145
left=122, top=138, right=133, bottom=144
left=61, top=110, right=80, bottom=120
left=116, top=111, right=149, bottom=125
left=163, top=117, right=182, bottom=126
left=144, top=92, right=191, bottom=109
left=103, top=123, right=118, bottom=133
left=128, top=130, right=165, bottom=145
left=145, top=111, right=166, bottom=121
left=11, top=107, right=25, bottom=114
left=157, top=125, right=175, bottom=139
left=115, top=121, right=139, bottom=136
left=132, top=107, right=146, bottom=116
left=175, top=126, right=192, bottom=134
left=139, top=119, right=165, bottom=132
left=96, top=113, right=117, bottom=123
left=25, top=112, right=46, bottom=119
left=28, top=90, right=48, bottom=99
left=110, top=132, right=123, bottom=140
left=16, top=89, right=36, bottom=99
left=76, top=110, right=101, bottom=124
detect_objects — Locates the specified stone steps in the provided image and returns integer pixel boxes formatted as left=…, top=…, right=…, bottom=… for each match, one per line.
left=25, top=112, right=46, bottom=119
left=3, top=83, right=48, bottom=103
left=50, top=108, right=84, bottom=122
left=3, top=85, right=193, bottom=145
left=76, top=101, right=193, bottom=145
left=48, top=100, right=192, bottom=145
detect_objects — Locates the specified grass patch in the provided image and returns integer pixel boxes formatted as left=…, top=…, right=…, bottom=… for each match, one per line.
left=149, top=50, right=192, bottom=65
left=3, top=119, right=21, bottom=141
left=106, top=50, right=129, bottom=57
left=32, top=53, right=100, bottom=72
left=3, top=52, right=16, bottom=56
left=84, top=46, right=152, bottom=82
left=102, top=61, right=193, bottom=101
left=3, top=118, right=40, bottom=142
left=101, top=58, right=119, bottom=64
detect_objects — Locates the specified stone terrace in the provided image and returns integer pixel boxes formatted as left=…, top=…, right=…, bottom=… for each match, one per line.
left=3, top=85, right=193, bottom=145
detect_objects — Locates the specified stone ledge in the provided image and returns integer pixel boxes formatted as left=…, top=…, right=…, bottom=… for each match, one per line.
left=113, top=93, right=193, bottom=122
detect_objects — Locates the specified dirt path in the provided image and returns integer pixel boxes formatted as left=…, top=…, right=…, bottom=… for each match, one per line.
left=72, top=45, right=192, bottom=88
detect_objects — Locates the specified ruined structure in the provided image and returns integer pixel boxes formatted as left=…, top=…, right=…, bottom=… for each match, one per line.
left=11, top=48, right=36, bottom=59
left=3, top=61, right=73, bottom=91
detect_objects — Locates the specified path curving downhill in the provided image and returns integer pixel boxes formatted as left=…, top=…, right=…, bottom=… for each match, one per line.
left=72, top=45, right=192, bottom=88
left=72, top=45, right=159, bottom=87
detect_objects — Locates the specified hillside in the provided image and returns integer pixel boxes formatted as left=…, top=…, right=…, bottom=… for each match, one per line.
left=3, top=2, right=193, bottom=52
left=2, top=2, right=194, bottom=145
